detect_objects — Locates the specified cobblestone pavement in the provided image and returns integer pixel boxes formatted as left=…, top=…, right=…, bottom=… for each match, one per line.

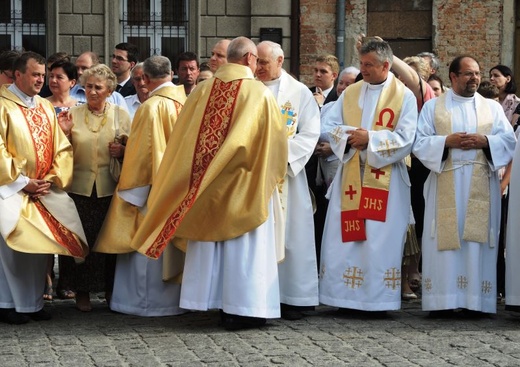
left=2, top=295, right=520, bottom=367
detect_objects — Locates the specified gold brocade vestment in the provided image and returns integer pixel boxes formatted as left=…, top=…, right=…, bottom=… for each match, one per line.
left=130, top=64, right=288, bottom=259
left=94, top=85, right=186, bottom=253
left=0, top=85, right=88, bottom=259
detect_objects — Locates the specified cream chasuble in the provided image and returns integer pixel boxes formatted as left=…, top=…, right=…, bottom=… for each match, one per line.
left=94, top=85, right=186, bottom=254
left=131, top=64, right=288, bottom=259
left=0, top=85, right=88, bottom=259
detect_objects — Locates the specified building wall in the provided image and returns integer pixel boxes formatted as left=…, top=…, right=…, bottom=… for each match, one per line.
left=50, top=0, right=513, bottom=88
left=299, top=0, right=510, bottom=87
left=57, top=0, right=108, bottom=60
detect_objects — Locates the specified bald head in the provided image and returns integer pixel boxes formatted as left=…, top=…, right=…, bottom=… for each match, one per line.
left=209, top=39, right=231, bottom=73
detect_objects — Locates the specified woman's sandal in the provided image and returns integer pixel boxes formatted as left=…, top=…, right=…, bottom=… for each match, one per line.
left=409, top=275, right=422, bottom=291
left=57, top=289, right=76, bottom=299
left=43, top=284, right=53, bottom=301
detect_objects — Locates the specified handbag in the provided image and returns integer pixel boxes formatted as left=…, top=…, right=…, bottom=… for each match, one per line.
left=109, top=106, right=123, bottom=182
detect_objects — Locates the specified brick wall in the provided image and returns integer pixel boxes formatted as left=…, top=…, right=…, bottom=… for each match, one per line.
left=434, top=0, right=503, bottom=83
left=299, top=0, right=506, bottom=87
left=299, top=0, right=338, bottom=86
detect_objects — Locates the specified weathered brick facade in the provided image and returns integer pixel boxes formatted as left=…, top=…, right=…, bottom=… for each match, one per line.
left=299, top=0, right=512, bottom=86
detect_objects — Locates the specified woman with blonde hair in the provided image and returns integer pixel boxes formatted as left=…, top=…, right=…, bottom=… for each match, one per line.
left=60, top=64, right=131, bottom=311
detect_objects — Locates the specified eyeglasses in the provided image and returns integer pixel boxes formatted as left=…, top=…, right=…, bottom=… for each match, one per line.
left=456, top=71, right=483, bottom=78
left=243, top=52, right=258, bottom=62
left=112, top=54, right=129, bottom=62
left=1, top=70, right=13, bottom=80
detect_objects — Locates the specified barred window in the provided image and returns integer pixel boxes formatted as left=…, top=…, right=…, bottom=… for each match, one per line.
left=0, top=0, right=46, bottom=55
left=121, top=0, right=188, bottom=63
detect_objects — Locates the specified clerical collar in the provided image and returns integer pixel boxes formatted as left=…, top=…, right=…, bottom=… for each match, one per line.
left=452, top=91, right=474, bottom=103
left=8, top=83, right=36, bottom=108
left=263, top=75, right=281, bottom=87
left=369, top=78, right=387, bottom=86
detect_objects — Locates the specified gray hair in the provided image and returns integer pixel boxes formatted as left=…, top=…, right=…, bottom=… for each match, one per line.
left=258, top=40, right=284, bottom=60
left=227, top=37, right=256, bottom=63
left=417, top=51, right=440, bottom=73
left=79, top=63, right=117, bottom=92
left=360, top=39, right=394, bottom=68
left=143, top=56, right=171, bottom=79
left=131, top=62, right=144, bottom=77
left=339, top=66, right=360, bottom=79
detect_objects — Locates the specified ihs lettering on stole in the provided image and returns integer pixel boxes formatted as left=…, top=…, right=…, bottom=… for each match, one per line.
left=281, top=101, right=297, bottom=138
left=376, top=138, right=400, bottom=158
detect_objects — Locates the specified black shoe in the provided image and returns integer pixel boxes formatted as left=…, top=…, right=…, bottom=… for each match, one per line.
left=428, top=309, right=457, bottom=319
left=27, top=309, right=52, bottom=321
left=221, top=312, right=266, bottom=331
left=460, top=309, right=492, bottom=319
left=0, top=309, right=30, bottom=325
left=280, top=304, right=304, bottom=320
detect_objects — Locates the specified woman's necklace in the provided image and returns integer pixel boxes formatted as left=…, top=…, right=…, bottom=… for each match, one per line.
left=85, top=103, right=108, bottom=133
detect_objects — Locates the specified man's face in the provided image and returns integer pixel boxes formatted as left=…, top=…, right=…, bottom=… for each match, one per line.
left=111, top=49, right=134, bottom=78
left=255, top=44, right=282, bottom=82
left=450, top=57, right=481, bottom=97
left=313, top=61, right=337, bottom=90
left=75, top=54, right=93, bottom=77
left=209, top=41, right=229, bottom=73
left=15, top=58, right=45, bottom=97
left=359, top=52, right=388, bottom=84
left=177, top=60, right=200, bottom=87
left=131, top=68, right=148, bottom=96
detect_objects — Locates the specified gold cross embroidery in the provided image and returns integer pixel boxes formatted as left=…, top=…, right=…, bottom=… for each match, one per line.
left=377, top=139, right=400, bottom=158
left=343, top=266, right=364, bottom=289
left=329, top=126, right=344, bottom=145
left=457, top=275, right=468, bottom=289
left=383, top=267, right=401, bottom=290
left=481, top=280, right=492, bottom=294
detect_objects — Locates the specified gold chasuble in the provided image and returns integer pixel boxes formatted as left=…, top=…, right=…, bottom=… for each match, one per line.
left=131, top=64, right=287, bottom=259
left=0, top=86, right=88, bottom=259
left=94, top=85, right=186, bottom=253
left=434, top=93, right=493, bottom=250
left=340, top=77, right=405, bottom=242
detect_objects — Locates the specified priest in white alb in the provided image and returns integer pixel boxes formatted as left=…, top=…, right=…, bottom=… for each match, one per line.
left=413, top=55, right=515, bottom=316
left=319, top=39, right=417, bottom=314
left=256, top=41, right=320, bottom=320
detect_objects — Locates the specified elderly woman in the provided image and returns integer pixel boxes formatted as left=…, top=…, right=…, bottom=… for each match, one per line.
left=60, top=64, right=131, bottom=311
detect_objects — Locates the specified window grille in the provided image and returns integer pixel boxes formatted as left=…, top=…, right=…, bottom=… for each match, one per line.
left=0, top=0, right=46, bottom=56
left=121, top=0, right=188, bottom=63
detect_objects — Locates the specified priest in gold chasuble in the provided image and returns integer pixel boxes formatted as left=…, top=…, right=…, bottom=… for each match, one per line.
left=319, top=40, right=417, bottom=313
left=94, top=56, right=187, bottom=317
left=0, top=52, right=88, bottom=323
left=131, top=37, right=288, bottom=329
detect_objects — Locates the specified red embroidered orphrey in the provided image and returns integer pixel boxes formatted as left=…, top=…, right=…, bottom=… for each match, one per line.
left=145, top=79, right=241, bottom=258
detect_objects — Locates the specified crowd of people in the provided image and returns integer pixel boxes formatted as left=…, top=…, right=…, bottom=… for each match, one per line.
left=0, top=34, right=519, bottom=330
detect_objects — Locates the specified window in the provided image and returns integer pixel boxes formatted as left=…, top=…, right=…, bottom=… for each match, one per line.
left=0, top=0, right=46, bottom=55
left=121, top=0, right=188, bottom=63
